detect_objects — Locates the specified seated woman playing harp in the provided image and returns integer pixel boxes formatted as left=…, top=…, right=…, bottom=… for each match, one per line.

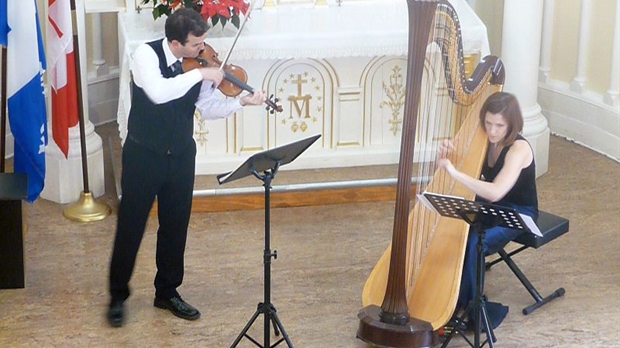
left=436, top=91, right=539, bottom=330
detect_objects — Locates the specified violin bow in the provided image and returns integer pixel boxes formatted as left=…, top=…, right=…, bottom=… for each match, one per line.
left=218, top=0, right=256, bottom=70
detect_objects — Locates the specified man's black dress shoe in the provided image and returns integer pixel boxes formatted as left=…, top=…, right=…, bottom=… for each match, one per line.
left=107, top=300, right=124, bottom=327
left=154, top=296, right=201, bottom=320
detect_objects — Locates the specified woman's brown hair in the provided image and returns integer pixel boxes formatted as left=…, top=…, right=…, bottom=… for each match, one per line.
left=479, top=92, right=523, bottom=146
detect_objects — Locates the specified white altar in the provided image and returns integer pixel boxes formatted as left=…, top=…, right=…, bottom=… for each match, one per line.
left=117, top=0, right=490, bottom=175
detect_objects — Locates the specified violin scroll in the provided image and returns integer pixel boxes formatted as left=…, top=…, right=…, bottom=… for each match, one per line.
left=266, top=95, right=282, bottom=114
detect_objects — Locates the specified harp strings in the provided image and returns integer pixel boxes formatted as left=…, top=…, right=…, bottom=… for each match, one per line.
left=407, top=4, right=475, bottom=291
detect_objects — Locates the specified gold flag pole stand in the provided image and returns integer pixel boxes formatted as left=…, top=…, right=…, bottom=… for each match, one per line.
left=63, top=0, right=110, bottom=222
left=63, top=191, right=111, bottom=222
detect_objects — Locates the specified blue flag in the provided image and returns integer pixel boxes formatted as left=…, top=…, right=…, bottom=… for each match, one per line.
left=4, top=0, right=47, bottom=202
left=0, top=0, right=8, bottom=46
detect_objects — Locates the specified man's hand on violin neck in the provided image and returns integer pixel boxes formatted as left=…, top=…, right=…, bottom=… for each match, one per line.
left=240, top=90, right=267, bottom=107
left=199, top=67, right=224, bottom=86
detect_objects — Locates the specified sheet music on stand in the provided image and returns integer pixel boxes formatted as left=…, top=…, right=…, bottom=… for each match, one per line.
left=418, top=192, right=542, bottom=237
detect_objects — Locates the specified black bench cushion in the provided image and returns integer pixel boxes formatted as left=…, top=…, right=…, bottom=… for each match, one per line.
left=513, top=210, right=569, bottom=249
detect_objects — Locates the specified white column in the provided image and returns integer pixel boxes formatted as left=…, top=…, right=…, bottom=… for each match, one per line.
left=124, top=0, right=135, bottom=12
left=41, top=0, right=106, bottom=204
left=538, top=0, right=554, bottom=84
left=91, top=13, right=109, bottom=76
left=501, top=0, right=549, bottom=177
left=604, top=0, right=619, bottom=107
left=570, top=0, right=592, bottom=93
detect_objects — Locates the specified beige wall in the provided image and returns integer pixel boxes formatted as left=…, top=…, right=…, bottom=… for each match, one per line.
left=474, top=0, right=617, bottom=96
left=471, top=0, right=504, bottom=56
left=586, top=0, right=615, bottom=94
left=468, top=0, right=618, bottom=161
left=550, top=0, right=581, bottom=84
left=35, top=0, right=119, bottom=77
left=84, top=12, right=119, bottom=72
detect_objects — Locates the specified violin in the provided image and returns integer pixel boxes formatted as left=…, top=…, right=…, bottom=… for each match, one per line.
left=182, top=44, right=282, bottom=113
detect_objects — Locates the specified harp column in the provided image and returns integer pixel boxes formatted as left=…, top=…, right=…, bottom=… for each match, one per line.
left=501, top=0, right=549, bottom=177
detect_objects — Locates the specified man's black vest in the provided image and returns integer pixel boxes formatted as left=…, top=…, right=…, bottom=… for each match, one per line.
left=127, top=40, right=202, bottom=156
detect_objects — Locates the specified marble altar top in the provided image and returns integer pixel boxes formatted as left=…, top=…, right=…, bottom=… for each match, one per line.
left=118, top=0, right=490, bottom=61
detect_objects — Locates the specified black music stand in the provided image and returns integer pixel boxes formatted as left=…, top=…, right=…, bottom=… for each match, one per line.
left=421, top=192, right=533, bottom=348
left=220, top=134, right=321, bottom=348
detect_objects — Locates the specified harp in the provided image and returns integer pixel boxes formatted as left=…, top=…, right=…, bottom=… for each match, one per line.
left=357, top=1, right=504, bottom=346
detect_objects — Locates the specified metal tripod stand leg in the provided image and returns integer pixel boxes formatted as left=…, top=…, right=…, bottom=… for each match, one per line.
left=268, top=303, right=293, bottom=347
left=472, top=222, right=496, bottom=348
left=230, top=302, right=293, bottom=348
left=230, top=307, right=261, bottom=347
left=229, top=166, right=293, bottom=348
left=441, top=219, right=497, bottom=348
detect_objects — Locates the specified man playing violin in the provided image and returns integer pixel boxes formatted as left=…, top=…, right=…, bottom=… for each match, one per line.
left=107, top=8, right=266, bottom=327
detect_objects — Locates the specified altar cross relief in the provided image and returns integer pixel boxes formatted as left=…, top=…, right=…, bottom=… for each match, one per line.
left=288, top=74, right=312, bottom=120
left=279, top=71, right=322, bottom=134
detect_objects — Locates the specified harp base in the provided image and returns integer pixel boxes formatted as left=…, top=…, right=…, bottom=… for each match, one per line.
left=357, top=305, right=438, bottom=348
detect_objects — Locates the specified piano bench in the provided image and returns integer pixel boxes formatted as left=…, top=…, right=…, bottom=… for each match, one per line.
left=486, top=210, right=569, bottom=315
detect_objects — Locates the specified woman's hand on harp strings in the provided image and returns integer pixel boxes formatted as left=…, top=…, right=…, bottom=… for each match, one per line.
left=438, top=139, right=455, bottom=159
left=437, top=139, right=457, bottom=176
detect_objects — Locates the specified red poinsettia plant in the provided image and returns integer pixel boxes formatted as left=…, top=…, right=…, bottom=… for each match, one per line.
left=141, top=0, right=250, bottom=29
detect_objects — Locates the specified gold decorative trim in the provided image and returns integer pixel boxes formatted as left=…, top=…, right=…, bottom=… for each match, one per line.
left=194, top=111, right=209, bottom=147
left=379, top=65, right=406, bottom=137
left=463, top=53, right=479, bottom=77
left=240, top=146, right=265, bottom=152
left=336, top=141, right=361, bottom=147
left=231, top=112, right=236, bottom=154
left=361, top=56, right=407, bottom=146
left=277, top=0, right=315, bottom=5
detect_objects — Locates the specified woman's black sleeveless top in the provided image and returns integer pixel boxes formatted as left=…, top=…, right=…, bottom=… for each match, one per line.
left=481, top=134, right=538, bottom=209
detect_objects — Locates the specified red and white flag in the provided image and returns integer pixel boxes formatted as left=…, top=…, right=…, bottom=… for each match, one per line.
left=47, top=0, right=78, bottom=157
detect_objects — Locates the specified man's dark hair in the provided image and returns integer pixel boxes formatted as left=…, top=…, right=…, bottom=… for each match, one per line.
left=165, top=8, right=209, bottom=45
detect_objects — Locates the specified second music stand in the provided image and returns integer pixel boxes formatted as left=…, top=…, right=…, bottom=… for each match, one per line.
left=219, top=134, right=321, bottom=348
left=421, top=192, right=534, bottom=348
